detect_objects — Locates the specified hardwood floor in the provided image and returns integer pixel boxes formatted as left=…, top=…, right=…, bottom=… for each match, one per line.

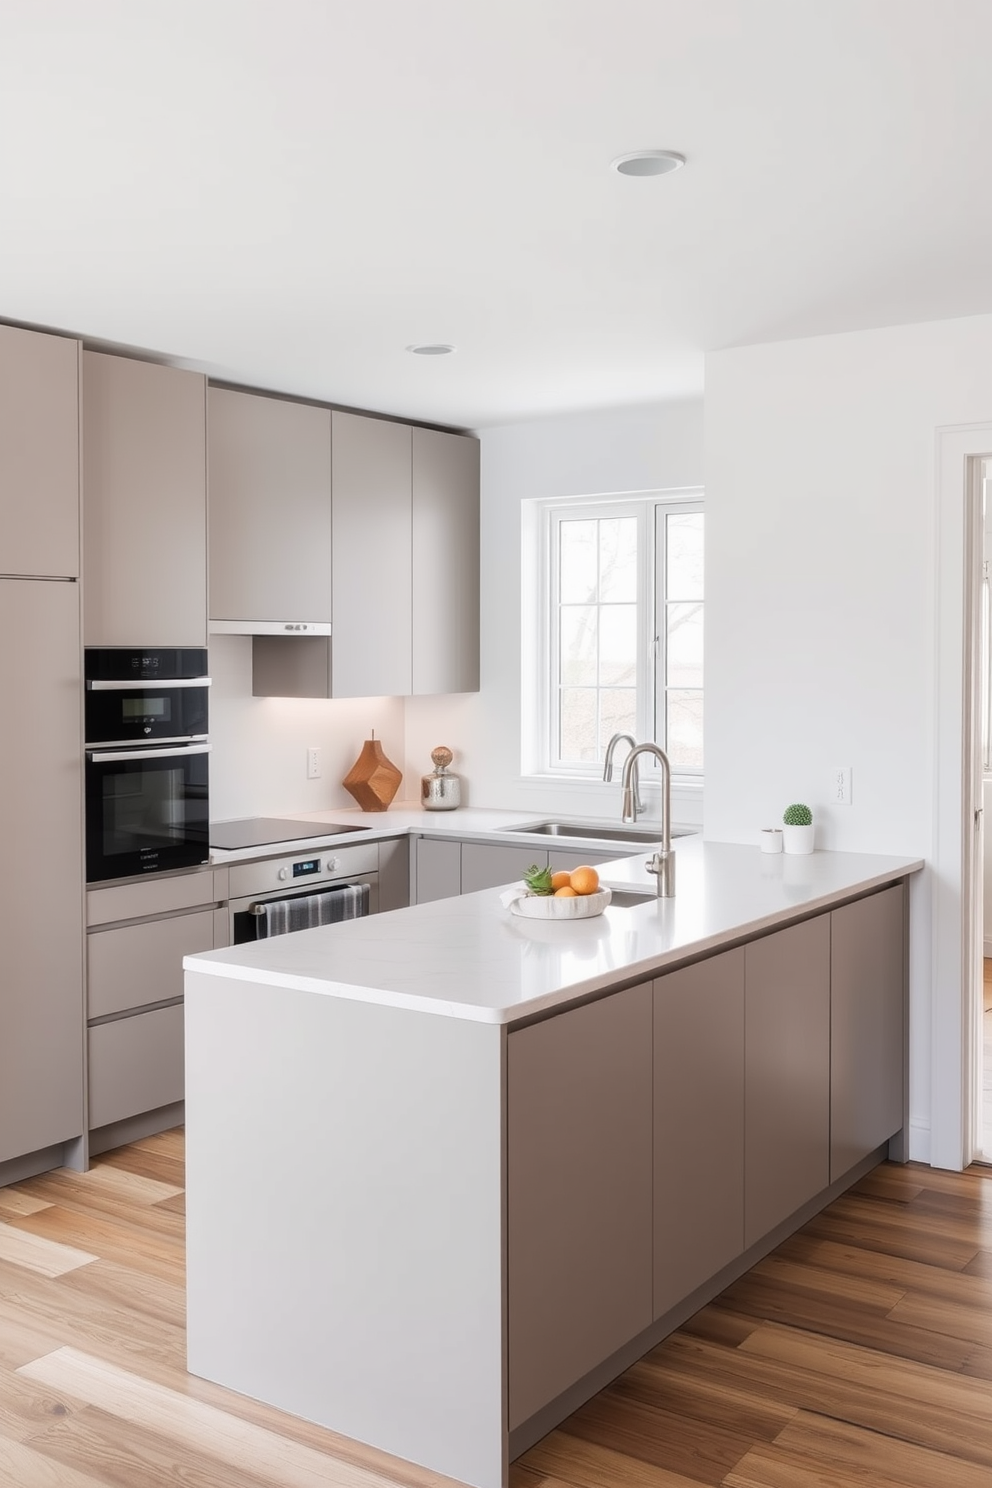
left=4, top=1135, right=992, bottom=1487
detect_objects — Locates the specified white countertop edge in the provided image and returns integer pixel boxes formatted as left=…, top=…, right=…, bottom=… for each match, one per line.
left=183, top=954, right=476, bottom=1021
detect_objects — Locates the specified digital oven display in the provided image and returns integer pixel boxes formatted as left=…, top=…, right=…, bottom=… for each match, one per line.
left=292, top=859, right=322, bottom=878
left=122, top=696, right=169, bottom=721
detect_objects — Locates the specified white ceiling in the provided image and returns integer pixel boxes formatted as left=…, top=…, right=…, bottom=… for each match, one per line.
left=3, top=0, right=992, bottom=429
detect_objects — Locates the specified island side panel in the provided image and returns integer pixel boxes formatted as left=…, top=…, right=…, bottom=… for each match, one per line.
left=184, top=969, right=506, bottom=1488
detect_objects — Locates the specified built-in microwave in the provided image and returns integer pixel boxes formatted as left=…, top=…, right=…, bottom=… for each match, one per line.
left=84, top=646, right=209, bottom=746
left=84, top=648, right=211, bottom=883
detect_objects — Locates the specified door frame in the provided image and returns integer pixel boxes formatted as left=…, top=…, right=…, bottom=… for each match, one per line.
left=934, top=427, right=989, bottom=1170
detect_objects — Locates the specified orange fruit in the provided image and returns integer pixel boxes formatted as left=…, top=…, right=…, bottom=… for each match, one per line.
left=554, top=885, right=579, bottom=898
left=550, top=870, right=572, bottom=891
left=569, top=865, right=600, bottom=896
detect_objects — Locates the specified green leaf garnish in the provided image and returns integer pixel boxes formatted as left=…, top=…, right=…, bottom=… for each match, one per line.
left=523, top=863, right=554, bottom=895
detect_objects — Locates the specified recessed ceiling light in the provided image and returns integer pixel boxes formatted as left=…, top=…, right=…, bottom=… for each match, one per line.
left=611, top=150, right=685, bottom=178
left=406, top=343, right=455, bottom=356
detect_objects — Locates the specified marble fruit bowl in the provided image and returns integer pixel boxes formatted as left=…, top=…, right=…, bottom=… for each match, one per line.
left=509, top=887, right=612, bottom=920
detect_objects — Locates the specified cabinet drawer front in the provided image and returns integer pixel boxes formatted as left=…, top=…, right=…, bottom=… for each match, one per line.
left=88, top=909, right=215, bottom=1020
left=88, top=1004, right=185, bottom=1130
left=87, top=869, right=218, bottom=927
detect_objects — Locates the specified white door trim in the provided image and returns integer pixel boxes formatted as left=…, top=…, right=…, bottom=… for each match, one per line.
left=933, top=426, right=990, bottom=1170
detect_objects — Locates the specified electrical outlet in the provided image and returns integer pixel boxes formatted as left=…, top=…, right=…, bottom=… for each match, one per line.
left=830, top=766, right=852, bottom=805
left=307, top=746, right=321, bottom=780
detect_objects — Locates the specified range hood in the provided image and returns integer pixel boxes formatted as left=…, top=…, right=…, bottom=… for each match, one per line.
left=209, top=620, right=333, bottom=698
left=209, top=620, right=331, bottom=637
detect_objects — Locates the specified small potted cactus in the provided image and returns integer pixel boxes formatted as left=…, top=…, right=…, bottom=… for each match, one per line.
left=782, top=802, right=814, bottom=854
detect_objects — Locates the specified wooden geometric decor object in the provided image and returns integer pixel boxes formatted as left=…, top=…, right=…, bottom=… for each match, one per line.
left=342, top=734, right=403, bottom=812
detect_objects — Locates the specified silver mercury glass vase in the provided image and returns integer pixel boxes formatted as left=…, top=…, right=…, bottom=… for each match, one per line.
left=421, top=745, right=461, bottom=811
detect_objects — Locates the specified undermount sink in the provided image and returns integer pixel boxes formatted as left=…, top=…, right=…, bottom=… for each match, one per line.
left=504, top=819, right=696, bottom=845
left=607, top=888, right=660, bottom=907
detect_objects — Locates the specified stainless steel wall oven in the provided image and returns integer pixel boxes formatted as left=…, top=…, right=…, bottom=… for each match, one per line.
left=226, top=844, right=379, bottom=943
left=84, top=647, right=210, bottom=883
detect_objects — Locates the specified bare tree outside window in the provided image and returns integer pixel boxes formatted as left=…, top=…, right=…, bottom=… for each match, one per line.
left=545, top=496, right=703, bottom=776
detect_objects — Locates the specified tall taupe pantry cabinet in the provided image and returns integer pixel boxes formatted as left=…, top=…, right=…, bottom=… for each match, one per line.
left=0, top=324, right=84, bottom=1173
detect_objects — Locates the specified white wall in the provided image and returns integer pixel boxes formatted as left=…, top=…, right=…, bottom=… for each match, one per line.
left=405, top=399, right=705, bottom=820
left=208, top=634, right=407, bottom=821
left=705, top=311, right=992, bottom=1166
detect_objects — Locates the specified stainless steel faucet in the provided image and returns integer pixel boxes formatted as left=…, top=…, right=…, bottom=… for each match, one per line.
left=620, top=742, right=675, bottom=897
left=602, top=732, right=643, bottom=813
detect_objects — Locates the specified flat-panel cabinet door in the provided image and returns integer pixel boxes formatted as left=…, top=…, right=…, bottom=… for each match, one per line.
left=0, top=578, right=83, bottom=1163
left=0, top=324, right=79, bottom=578
left=208, top=388, right=332, bottom=625
left=332, top=411, right=412, bottom=697
left=508, top=984, right=653, bottom=1429
left=830, top=885, right=906, bottom=1181
left=653, top=949, right=745, bottom=1318
left=377, top=837, right=411, bottom=912
left=411, top=428, right=480, bottom=695
left=744, top=916, right=830, bottom=1248
left=461, top=843, right=548, bottom=894
left=415, top=838, right=462, bottom=903
left=83, top=352, right=207, bottom=646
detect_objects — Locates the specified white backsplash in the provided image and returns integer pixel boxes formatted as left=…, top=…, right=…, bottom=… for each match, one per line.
left=208, top=634, right=408, bottom=822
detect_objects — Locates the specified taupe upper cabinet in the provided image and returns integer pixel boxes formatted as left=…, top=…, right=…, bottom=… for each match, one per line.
left=412, top=426, right=480, bottom=695
left=83, top=352, right=207, bottom=646
left=331, top=411, right=480, bottom=699
left=0, top=324, right=79, bottom=578
left=208, top=388, right=332, bottom=626
left=331, top=411, right=412, bottom=698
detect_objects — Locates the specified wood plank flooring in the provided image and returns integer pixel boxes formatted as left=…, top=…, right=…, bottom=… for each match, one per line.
left=3, top=1134, right=992, bottom=1487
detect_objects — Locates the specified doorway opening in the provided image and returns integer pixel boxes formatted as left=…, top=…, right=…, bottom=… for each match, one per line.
left=978, top=461, right=992, bottom=1161
left=934, top=429, right=992, bottom=1172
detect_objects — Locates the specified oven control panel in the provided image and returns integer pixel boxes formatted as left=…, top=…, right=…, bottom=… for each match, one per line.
left=229, top=842, right=379, bottom=897
left=276, top=857, right=326, bottom=881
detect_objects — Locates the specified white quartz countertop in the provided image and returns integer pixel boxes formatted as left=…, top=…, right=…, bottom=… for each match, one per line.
left=185, top=838, right=923, bottom=1025
left=206, top=803, right=683, bottom=863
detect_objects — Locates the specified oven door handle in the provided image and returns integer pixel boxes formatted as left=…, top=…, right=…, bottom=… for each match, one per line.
left=87, top=743, right=212, bottom=763
left=86, top=676, right=212, bottom=690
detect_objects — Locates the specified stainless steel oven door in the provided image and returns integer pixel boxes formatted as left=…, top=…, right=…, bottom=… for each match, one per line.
left=85, top=742, right=210, bottom=883
left=229, top=874, right=379, bottom=943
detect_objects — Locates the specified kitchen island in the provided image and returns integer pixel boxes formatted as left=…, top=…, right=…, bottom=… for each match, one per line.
left=183, top=839, right=922, bottom=1488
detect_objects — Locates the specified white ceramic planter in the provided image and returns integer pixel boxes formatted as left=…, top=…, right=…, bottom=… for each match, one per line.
left=783, top=822, right=815, bottom=854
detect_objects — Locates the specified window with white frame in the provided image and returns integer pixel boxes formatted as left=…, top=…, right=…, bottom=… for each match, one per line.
left=536, top=492, right=703, bottom=777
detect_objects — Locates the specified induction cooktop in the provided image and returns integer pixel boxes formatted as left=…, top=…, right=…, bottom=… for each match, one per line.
left=209, top=817, right=371, bottom=851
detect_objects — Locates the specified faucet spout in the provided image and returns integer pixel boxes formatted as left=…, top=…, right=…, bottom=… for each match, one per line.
left=603, top=732, right=642, bottom=812
left=619, top=742, right=675, bottom=897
